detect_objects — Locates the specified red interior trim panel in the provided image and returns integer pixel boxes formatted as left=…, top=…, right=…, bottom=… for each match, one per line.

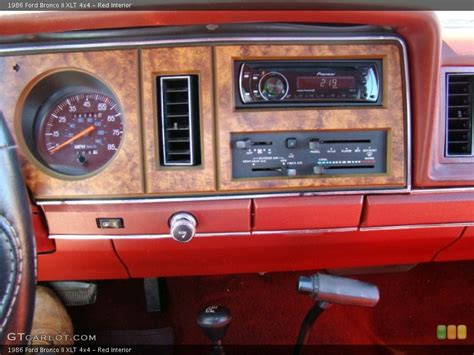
left=253, top=196, right=363, bottom=230
left=112, top=227, right=464, bottom=278
left=43, top=200, right=252, bottom=235
left=37, top=239, right=129, bottom=281
left=363, top=192, right=474, bottom=227
left=31, top=204, right=55, bottom=254
left=434, top=227, right=474, bottom=262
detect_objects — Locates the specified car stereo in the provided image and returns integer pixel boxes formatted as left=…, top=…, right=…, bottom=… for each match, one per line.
left=235, top=59, right=382, bottom=108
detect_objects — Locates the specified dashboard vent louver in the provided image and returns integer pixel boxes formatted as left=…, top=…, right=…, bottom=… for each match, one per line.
left=445, top=73, right=474, bottom=157
left=157, top=75, right=201, bottom=166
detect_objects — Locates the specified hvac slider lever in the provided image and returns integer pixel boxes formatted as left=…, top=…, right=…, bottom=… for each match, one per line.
left=294, top=273, right=380, bottom=354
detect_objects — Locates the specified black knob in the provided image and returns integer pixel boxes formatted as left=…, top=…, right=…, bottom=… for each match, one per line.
left=259, top=72, right=288, bottom=101
left=169, top=212, right=196, bottom=243
left=197, top=305, right=232, bottom=344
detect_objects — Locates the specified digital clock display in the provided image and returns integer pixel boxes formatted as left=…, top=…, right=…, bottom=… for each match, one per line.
left=297, top=76, right=356, bottom=90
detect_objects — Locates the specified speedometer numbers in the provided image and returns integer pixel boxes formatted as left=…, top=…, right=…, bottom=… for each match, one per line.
left=35, top=92, right=123, bottom=176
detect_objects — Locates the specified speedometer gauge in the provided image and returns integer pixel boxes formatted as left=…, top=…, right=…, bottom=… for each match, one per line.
left=34, top=92, right=123, bottom=176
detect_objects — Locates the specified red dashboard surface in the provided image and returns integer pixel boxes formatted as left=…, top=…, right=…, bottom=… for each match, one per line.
left=37, top=192, right=473, bottom=281
left=38, top=240, right=129, bottom=281
left=43, top=200, right=252, bottom=235
left=363, top=192, right=474, bottom=226
left=111, top=227, right=463, bottom=278
left=435, top=227, right=474, bottom=262
left=253, top=196, right=363, bottom=230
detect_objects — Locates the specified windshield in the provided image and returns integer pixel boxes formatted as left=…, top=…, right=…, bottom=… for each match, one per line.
left=436, top=11, right=474, bottom=28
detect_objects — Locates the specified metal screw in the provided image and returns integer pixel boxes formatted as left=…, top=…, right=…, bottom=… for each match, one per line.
left=206, top=24, right=219, bottom=31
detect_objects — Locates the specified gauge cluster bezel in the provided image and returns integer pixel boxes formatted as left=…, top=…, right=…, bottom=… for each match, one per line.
left=19, top=70, right=125, bottom=180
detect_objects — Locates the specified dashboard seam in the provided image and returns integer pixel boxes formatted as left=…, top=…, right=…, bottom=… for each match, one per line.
left=47, top=222, right=474, bottom=240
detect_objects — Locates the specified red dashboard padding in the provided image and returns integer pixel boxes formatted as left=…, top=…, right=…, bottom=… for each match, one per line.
left=363, top=192, right=474, bottom=227
left=113, top=227, right=463, bottom=278
left=434, top=227, right=474, bottom=262
left=42, top=199, right=251, bottom=235
left=31, top=204, right=55, bottom=254
left=37, top=239, right=129, bottom=281
left=253, top=195, right=363, bottom=230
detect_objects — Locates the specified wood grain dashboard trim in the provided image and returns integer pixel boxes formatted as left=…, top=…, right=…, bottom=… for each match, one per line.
left=214, top=42, right=407, bottom=192
left=0, top=50, right=144, bottom=199
left=0, top=35, right=411, bottom=200
left=140, top=47, right=216, bottom=194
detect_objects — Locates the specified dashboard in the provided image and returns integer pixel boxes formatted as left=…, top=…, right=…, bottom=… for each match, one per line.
left=2, top=34, right=408, bottom=197
left=0, top=11, right=473, bottom=281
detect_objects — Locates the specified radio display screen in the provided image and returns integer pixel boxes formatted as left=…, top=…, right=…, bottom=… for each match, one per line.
left=297, top=76, right=356, bottom=90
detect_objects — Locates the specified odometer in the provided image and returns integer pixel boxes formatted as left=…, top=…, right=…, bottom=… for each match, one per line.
left=35, top=92, right=123, bottom=176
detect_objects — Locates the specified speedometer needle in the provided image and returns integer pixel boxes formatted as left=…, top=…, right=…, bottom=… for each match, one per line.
left=49, top=125, right=95, bottom=154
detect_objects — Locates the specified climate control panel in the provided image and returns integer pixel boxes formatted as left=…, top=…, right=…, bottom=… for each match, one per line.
left=231, top=130, right=387, bottom=179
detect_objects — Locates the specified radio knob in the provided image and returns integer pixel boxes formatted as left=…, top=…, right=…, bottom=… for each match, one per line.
left=259, top=72, right=289, bottom=101
left=235, top=139, right=251, bottom=149
left=313, top=165, right=324, bottom=175
left=287, top=168, right=297, bottom=177
left=169, top=212, right=197, bottom=243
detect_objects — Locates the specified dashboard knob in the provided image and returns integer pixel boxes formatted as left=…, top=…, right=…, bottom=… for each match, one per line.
left=313, top=165, right=324, bottom=175
left=169, top=212, right=197, bottom=243
left=287, top=168, right=297, bottom=177
left=235, top=139, right=251, bottom=149
left=259, top=72, right=289, bottom=101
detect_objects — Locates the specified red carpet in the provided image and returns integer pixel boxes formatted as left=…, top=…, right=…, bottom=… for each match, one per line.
left=67, top=261, right=474, bottom=345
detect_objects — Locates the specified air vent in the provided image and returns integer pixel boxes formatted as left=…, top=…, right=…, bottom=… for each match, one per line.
left=445, top=73, right=474, bottom=156
left=157, top=75, right=201, bottom=166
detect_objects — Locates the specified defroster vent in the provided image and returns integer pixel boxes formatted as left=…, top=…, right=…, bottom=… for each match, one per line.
left=157, top=75, right=201, bottom=166
left=445, top=73, right=474, bottom=156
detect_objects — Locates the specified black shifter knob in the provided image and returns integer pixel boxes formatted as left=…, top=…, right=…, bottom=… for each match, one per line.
left=197, top=305, right=232, bottom=344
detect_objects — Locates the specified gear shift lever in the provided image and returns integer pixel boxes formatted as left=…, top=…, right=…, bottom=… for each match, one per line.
left=197, top=305, right=232, bottom=354
left=294, top=273, right=379, bottom=355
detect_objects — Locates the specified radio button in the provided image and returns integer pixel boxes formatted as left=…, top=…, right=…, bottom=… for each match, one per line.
left=286, top=138, right=297, bottom=148
left=309, top=139, right=320, bottom=150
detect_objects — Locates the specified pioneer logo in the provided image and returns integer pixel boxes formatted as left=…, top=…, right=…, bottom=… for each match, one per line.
left=316, top=72, right=336, bottom=76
